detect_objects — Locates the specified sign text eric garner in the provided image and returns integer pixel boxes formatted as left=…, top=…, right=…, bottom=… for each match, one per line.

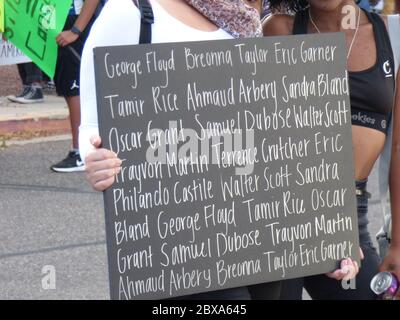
left=94, top=34, right=359, bottom=300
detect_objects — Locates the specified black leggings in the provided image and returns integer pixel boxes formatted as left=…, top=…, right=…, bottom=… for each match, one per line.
left=17, top=62, right=42, bottom=85
left=280, top=180, right=381, bottom=300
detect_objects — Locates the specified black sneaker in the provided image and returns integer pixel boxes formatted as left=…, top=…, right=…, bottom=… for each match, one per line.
left=51, top=151, right=85, bottom=173
left=14, top=86, right=44, bottom=104
left=7, top=85, right=31, bottom=102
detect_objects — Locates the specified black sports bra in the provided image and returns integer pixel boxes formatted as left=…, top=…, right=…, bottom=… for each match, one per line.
left=293, top=9, right=395, bottom=134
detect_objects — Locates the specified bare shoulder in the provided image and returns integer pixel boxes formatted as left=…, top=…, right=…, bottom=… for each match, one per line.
left=262, top=14, right=294, bottom=36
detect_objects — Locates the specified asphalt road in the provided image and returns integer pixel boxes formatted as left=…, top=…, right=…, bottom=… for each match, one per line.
left=0, top=139, right=108, bottom=299
left=0, top=139, right=385, bottom=300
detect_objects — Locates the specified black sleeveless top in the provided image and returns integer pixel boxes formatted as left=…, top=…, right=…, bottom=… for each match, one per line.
left=293, top=9, right=395, bottom=134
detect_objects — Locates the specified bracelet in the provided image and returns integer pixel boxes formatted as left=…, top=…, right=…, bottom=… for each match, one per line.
left=70, top=25, right=82, bottom=36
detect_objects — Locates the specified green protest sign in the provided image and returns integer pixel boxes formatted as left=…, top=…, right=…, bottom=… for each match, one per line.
left=3, top=0, right=71, bottom=77
left=0, top=0, right=4, bottom=33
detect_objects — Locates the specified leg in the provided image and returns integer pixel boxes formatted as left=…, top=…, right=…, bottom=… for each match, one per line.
left=247, top=281, right=282, bottom=300
left=279, top=277, right=304, bottom=300
left=65, top=95, right=81, bottom=150
left=24, top=63, right=43, bottom=86
left=51, top=15, right=86, bottom=172
left=17, top=63, right=28, bottom=85
left=51, top=44, right=84, bottom=172
left=54, top=14, right=85, bottom=150
left=9, top=63, right=43, bottom=103
left=51, top=93, right=84, bottom=172
left=19, top=63, right=43, bottom=103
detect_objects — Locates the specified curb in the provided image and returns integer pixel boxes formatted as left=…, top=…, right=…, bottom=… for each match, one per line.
left=0, top=95, right=70, bottom=141
left=0, top=116, right=70, bottom=140
left=5, top=134, right=71, bottom=147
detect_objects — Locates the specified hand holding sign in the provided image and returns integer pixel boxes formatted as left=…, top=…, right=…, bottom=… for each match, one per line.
left=85, top=135, right=123, bottom=192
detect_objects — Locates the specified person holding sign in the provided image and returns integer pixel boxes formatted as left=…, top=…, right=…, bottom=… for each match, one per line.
left=79, top=0, right=292, bottom=300
left=264, top=0, right=400, bottom=299
left=80, top=0, right=360, bottom=300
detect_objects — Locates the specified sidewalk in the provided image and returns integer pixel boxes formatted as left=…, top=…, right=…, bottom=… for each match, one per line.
left=0, top=95, right=70, bottom=141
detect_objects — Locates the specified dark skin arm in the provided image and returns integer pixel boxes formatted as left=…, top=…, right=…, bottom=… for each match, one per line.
left=380, top=67, right=400, bottom=282
left=56, top=0, right=100, bottom=47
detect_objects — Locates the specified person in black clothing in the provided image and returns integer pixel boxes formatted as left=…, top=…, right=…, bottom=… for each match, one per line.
left=264, top=0, right=400, bottom=299
left=50, top=0, right=100, bottom=173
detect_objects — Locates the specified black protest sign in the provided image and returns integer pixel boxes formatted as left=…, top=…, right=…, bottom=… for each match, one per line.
left=93, top=34, right=359, bottom=300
